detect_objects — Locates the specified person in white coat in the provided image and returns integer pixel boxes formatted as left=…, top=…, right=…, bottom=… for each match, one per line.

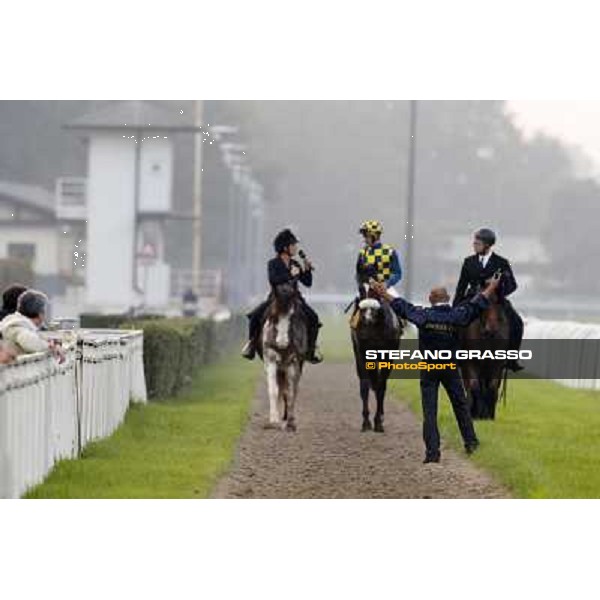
left=0, top=290, right=64, bottom=362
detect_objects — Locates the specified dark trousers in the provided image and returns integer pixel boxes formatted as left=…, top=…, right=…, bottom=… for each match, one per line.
left=247, top=298, right=321, bottom=349
left=420, top=369, right=478, bottom=457
left=247, top=300, right=270, bottom=340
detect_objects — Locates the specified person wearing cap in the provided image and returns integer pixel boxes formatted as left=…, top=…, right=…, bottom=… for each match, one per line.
left=356, top=220, right=402, bottom=298
left=372, top=277, right=500, bottom=463
left=453, top=227, right=523, bottom=371
left=241, top=228, right=322, bottom=363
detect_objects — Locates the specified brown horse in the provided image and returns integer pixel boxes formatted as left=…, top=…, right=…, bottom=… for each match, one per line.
left=459, top=286, right=509, bottom=420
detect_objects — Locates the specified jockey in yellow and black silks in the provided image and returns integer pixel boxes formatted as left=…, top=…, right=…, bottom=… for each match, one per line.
left=356, top=220, right=402, bottom=298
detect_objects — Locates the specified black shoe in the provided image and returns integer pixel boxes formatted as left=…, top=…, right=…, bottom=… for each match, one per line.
left=465, top=440, right=480, bottom=455
left=507, top=359, right=524, bottom=372
left=423, top=453, right=441, bottom=464
left=241, top=340, right=256, bottom=360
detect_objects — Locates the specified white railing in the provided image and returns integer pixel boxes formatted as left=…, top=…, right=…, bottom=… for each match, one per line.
left=524, top=318, right=600, bottom=390
left=0, top=329, right=146, bottom=498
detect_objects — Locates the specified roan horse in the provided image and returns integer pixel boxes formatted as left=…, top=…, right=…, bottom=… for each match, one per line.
left=459, top=283, right=509, bottom=420
left=260, top=282, right=309, bottom=431
left=351, top=280, right=402, bottom=432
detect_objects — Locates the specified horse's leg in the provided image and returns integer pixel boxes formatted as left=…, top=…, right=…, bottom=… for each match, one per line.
left=266, top=361, right=280, bottom=426
left=471, top=379, right=486, bottom=419
left=480, top=378, right=492, bottom=420
left=477, top=362, right=500, bottom=420
left=285, top=363, right=299, bottom=432
left=487, top=372, right=501, bottom=420
left=277, top=369, right=287, bottom=428
left=360, top=379, right=371, bottom=431
left=464, top=363, right=484, bottom=419
left=374, top=377, right=387, bottom=433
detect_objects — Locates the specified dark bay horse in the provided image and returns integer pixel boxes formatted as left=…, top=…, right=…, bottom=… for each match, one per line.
left=351, top=281, right=402, bottom=432
left=260, top=282, right=309, bottom=431
left=459, top=285, right=509, bottom=420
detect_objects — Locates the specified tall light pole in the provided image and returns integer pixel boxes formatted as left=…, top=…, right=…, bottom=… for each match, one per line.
left=192, top=100, right=204, bottom=294
left=404, top=100, right=418, bottom=302
left=221, top=144, right=247, bottom=308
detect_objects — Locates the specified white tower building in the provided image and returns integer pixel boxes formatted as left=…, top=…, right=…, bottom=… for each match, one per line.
left=65, top=101, right=200, bottom=312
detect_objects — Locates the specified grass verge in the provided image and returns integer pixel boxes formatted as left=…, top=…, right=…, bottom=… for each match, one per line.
left=25, top=357, right=259, bottom=499
left=390, top=377, right=600, bottom=498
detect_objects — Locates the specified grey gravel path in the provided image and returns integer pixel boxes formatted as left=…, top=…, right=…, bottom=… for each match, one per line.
left=213, top=363, right=508, bottom=499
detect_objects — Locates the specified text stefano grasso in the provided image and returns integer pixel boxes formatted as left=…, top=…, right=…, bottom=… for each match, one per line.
left=364, top=349, right=533, bottom=361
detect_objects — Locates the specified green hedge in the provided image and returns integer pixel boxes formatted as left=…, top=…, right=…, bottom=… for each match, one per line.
left=120, top=315, right=245, bottom=400
left=80, top=313, right=163, bottom=329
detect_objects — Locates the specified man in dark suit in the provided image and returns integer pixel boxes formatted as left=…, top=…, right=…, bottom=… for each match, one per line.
left=452, top=227, right=524, bottom=371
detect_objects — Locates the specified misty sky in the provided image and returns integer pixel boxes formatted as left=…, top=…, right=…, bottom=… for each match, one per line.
left=508, top=101, right=600, bottom=169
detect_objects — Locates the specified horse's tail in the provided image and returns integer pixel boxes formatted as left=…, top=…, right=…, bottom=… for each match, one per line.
left=500, top=364, right=509, bottom=407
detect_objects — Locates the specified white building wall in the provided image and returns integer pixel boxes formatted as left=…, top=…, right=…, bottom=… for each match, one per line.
left=86, top=134, right=136, bottom=310
left=139, top=137, right=172, bottom=213
left=0, top=225, right=59, bottom=275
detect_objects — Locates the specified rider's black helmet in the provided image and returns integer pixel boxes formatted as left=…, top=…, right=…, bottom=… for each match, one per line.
left=273, top=228, right=299, bottom=254
left=474, top=227, right=496, bottom=247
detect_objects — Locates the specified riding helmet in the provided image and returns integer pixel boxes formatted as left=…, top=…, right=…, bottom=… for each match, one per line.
left=474, top=227, right=496, bottom=246
left=359, top=220, right=383, bottom=236
left=273, top=228, right=299, bottom=253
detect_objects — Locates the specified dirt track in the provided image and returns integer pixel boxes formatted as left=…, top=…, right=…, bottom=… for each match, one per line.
left=213, top=363, right=508, bottom=499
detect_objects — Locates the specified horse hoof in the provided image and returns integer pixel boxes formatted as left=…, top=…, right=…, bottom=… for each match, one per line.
left=285, top=422, right=297, bottom=432
left=263, top=422, right=280, bottom=430
left=374, top=420, right=384, bottom=433
left=361, top=419, right=372, bottom=432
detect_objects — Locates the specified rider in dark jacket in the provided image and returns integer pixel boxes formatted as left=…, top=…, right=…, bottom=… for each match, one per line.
left=242, top=229, right=322, bottom=363
left=453, top=227, right=524, bottom=371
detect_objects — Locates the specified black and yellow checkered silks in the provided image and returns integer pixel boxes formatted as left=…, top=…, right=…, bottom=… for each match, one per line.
left=359, top=244, right=394, bottom=282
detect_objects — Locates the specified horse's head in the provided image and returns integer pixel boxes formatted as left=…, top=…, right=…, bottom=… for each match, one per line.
left=265, top=282, right=306, bottom=359
left=272, top=282, right=298, bottom=314
left=479, top=278, right=502, bottom=337
left=358, top=297, right=383, bottom=325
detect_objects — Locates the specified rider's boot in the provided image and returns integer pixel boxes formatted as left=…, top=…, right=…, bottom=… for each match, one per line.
left=241, top=339, right=256, bottom=360
left=306, top=346, right=323, bottom=364
left=507, top=359, right=524, bottom=372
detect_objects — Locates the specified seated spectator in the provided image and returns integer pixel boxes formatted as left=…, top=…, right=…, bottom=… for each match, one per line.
left=0, top=283, right=28, bottom=321
left=0, top=290, right=64, bottom=362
